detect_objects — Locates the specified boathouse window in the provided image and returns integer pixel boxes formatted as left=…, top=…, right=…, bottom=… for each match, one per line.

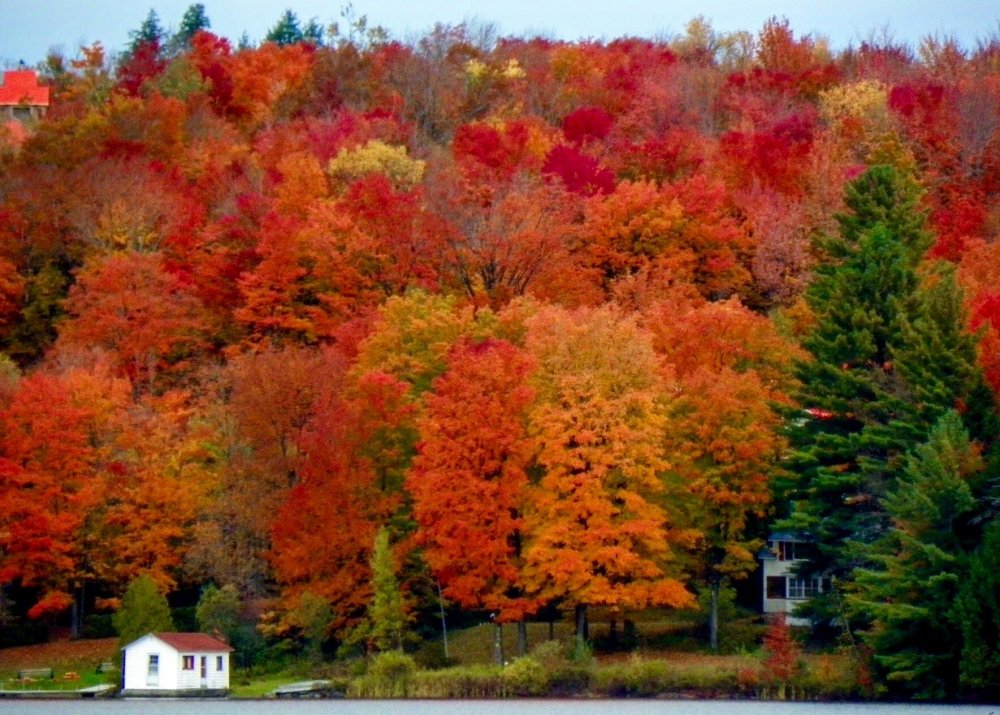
left=788, top=577, right=822, bottom=599
left=766, top=576, right=786, bottom=599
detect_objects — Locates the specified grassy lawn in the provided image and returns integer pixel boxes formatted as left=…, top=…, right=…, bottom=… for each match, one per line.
left=433, top=611, right=761, bottom=666
left=229, top=672, right=304, bottom=698
left=0, top=637, right=118, bottom=692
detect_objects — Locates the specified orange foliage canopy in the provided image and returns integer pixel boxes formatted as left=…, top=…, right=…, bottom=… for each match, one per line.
left=0, top=370, right=108, bottom=617
left=270, top=371, right=415, bottom=630
left=521, top=305, right=693, bottom=612
left=408, top=338, right=540, bottom=622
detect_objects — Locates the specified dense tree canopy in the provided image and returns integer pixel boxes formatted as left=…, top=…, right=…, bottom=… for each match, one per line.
left=1, top=10, right=998, bottom=696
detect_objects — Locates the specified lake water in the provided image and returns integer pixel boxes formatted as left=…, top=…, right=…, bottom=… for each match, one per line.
left=0, top=700, right=996, bottom=715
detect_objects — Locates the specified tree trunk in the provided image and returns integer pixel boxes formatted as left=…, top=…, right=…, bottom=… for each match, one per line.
left=574, top=604, right=587, bottom=652
left=493, top=621, right=503, bottom=666
left=709, top=578, right=719, bottom=651
left=517, top=620, right=527, bottom=657
left=436, top=582, right=449, bottom=660
left=70, top=581, right=84, bottom=640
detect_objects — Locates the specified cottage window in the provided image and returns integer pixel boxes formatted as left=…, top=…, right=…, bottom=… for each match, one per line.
left=217, top=656, right=224, bottom=671
left=766, top=576, right=787, bottom=599
left=183, top=655, right=195, bottom=670
left=148, top=654, right=159, bottom=676
left=777, top=541, right=800, bottom=560
left=787, top=577, right=822, bottom=599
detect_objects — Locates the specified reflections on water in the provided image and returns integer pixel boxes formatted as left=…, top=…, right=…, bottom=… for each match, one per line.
left=0, top=700, right=995, bottom=715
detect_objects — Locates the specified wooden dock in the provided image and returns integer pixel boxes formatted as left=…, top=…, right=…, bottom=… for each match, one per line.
left=272, top=679, right=341, bottom=698
left=0, top=684, right=115, bottom=699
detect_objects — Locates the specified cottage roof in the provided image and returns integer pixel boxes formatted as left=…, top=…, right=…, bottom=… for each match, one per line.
left=0, top=70, right=50, bottom=107
left=767, top=531, right=811, bottom=542
left=127, top=632, right=234, bottom=653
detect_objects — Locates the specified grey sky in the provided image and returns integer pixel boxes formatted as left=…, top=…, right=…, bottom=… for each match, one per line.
left=1, top=0, right=998, bottom=67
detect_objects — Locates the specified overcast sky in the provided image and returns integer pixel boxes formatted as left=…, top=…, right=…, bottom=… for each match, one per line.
left=2, top=0, right=999, bottom=67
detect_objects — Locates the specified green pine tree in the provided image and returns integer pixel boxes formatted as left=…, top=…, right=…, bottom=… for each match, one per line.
left=167, top=4, right=211, bottom=54
left=127, top=9, right=164, bottom=53
left=779, top=165, right=994, bottom=624
left=265, top=10, right=304, bottom=46
left=112, top=574, right=174, bottom=647
left=954, top=518, right=1000, bottom=698
left=783, top=220, right=925, bottom=586
left=302, top=18, right=326, bottom=46
left=6, top=263, right=68, bottom=363
left=849, top=411, right=982, bottom=699
left=894, top=264, right=998, bottom=447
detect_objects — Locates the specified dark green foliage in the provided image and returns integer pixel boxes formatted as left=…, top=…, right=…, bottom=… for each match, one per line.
left=196, top=584, right=240, bottom=642
left=132, top=10, right=164, bottom=45
left=780, top=166, right=994, bottom=626
left=125, top=9, right=164, bottom=58
left=196, top=583, right=264, bottom=668
left=894, top=265, right=999, bottom=447
left=849, top=411, right=982, bottom=699
left=302, top=19, right=325, bottom=46
left=112, top=574, right=174, bottom=647
left=265, top=10, right=305, bottom=47
left=81, top=613, right=115, bottom=639
left=5, top=263, right=68, bottom=363
left=784, top=221, right=927, bottom=584
left=955, top=519, right=1000, bottom=698
left=833, top=165, right=931, bottom=260
left=288, top=591, right=332, bottom=660
left=172, top=3, right=210, bottom=51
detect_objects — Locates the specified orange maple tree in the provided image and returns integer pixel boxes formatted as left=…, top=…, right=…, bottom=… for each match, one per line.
left=521, top=305, right=693, bottom=640
left=0, top=370, right=107, bottom=618
left=408, top=338, right=540, bottom=622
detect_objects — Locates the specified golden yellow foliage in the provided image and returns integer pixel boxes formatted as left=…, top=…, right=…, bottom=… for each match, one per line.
left=328, top=139, right=426, bottom=190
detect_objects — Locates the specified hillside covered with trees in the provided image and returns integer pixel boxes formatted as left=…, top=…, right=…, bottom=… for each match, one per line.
left=2, top=4, right=1000, bottom=701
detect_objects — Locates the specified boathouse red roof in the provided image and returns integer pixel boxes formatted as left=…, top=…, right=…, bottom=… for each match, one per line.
left=152, top=632, right=234, bottom=652
left=0, top=70, right=50, bottom=107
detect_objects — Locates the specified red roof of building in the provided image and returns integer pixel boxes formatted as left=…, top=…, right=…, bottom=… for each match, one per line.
left=0, top=70, right=50, bottom=107
left=150, top=632, right=234, bottom=652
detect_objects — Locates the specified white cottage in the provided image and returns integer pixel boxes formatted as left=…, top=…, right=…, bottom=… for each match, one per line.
left=121, top=632, right=233, bottom=697
left=759, top=532, right=824, bottom=626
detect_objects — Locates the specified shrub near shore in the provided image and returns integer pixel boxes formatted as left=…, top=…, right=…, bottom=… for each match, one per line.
left=348, top=644, right=864, bottom=700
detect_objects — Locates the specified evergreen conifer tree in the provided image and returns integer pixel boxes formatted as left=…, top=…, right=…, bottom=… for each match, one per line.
left=126, top=10, right=164, bottom=55
left=849, top=411, right=982, bottom=699
left=265, top=10, right=304, bottom=46
left=113, top=574, right=174, bottom=647
left=780, top=165, right=995, bottom=623
left=167, top=4, right=210, bottom=55
left=954, top=519, right=1000, bottom=698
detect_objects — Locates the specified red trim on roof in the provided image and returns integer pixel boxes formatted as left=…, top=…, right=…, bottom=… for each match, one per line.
left=0, top=70, right=50, bottom=107
left=152, top=632, right=234, bottom=652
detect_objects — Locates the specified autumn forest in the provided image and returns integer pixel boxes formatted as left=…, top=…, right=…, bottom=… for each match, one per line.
left=2, top=4, right=1000, bottom=701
